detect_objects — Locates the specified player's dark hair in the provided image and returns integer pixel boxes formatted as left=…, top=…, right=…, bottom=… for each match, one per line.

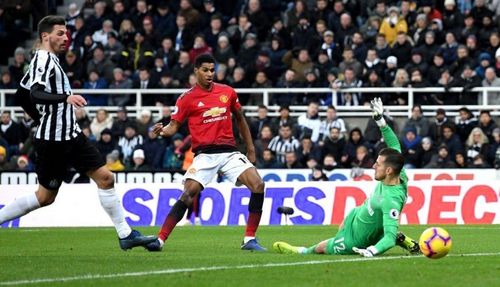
left=38, top=15, right=66, bottom=40
left=379, top=148, right=404, bottom=175
left=194, top=54, right=215, bottom=68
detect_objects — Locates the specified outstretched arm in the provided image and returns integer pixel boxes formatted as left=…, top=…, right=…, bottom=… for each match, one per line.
left=370, top=97, right=401, bottom=152
left=234, top=109, right=256, bottom=164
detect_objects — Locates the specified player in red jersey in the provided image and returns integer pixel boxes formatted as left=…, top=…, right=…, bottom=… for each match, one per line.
left=146, top=54, right=266, bottom=252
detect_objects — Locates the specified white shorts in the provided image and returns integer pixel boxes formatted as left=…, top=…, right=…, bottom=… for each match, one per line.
left=183, top=152, right=254, bottom=188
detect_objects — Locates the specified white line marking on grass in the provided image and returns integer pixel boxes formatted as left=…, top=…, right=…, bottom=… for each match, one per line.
left=1, top=252, right=499, bottom=286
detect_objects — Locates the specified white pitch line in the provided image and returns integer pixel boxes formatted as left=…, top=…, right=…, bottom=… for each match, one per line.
left=1, top=252, right=499, bottom=286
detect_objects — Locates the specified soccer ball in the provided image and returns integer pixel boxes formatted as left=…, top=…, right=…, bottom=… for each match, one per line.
left=418, top=227, right=452, bottom=259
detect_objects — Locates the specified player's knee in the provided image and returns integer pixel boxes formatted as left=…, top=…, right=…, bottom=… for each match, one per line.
left=249, top=180, right=265, bottom=194
left=96, top=172, right=114, bottom=189
left=38, top=193, right=56, bottom=207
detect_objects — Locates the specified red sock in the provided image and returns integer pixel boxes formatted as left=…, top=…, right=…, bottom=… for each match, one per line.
left=245, top=212, right=262, bottom=237
left=158, top=200, right=187, bottom=241
left=158, top=215, right=178, bottom=241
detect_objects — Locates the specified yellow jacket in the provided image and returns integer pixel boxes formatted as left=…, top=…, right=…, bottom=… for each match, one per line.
left=379, top=17, right=408, bottom=46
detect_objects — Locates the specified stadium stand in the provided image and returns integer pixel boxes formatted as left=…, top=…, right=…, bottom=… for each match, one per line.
left=0, top=0, right=499, bottom=173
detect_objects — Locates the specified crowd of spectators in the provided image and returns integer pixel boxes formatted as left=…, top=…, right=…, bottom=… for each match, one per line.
left=1, top=101, right=499, bottom=174
left=1, top=0, right=500, bottom=106
left=1, top=0, right=500, bottom=175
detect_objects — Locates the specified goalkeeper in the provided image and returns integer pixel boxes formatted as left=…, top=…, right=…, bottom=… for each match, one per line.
left=274, top=98, right=419, bottom=257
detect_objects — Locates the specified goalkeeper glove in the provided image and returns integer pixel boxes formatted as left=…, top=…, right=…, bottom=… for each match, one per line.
left=370, top=97, right=386, bottom=127
left=352, top=246, right=378, bottom=257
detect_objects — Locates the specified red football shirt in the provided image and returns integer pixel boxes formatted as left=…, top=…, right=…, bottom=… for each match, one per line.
left=171, top=83, right=242, bottom=153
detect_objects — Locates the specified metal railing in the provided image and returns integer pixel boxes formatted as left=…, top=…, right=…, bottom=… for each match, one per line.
left=1, top=87, right=500, bottom=118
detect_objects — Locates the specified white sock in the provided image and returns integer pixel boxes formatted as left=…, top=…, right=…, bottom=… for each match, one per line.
left=243, top=236, right=255, bottom=244
left=98, top=188, right=132, bottom=239
left=0, top=193, right=40, bottom=224
left=297, top=247, right=307, bottom=254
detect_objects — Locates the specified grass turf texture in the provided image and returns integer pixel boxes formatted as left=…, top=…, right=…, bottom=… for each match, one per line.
left=1, top=225, right=499, bottom=287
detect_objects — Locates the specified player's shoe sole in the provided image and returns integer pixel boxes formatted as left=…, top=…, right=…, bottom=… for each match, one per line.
left=119, top=230, right=157, bottom=250
left=273, top=241, right=300, bottom=254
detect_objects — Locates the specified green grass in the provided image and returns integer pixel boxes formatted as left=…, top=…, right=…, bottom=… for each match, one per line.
left=1, top=225, right=499, bottom=287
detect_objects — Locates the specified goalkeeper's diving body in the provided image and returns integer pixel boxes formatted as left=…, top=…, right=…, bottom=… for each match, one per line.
left=274, top=98, right=419, bottom=257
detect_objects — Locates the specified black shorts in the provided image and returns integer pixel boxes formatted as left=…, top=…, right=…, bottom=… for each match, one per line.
left=34, top=133, right=105, bottom=190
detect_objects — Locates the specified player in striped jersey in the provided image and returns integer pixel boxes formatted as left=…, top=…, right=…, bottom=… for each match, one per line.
left=0, top=15, right=156, bottom=250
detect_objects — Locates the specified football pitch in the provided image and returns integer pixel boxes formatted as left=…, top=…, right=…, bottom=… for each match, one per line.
left=1, top=225, right=499, bottom=287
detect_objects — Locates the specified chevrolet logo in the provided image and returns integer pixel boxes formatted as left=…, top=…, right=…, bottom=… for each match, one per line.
left=202, top=107, right=227, bottom=117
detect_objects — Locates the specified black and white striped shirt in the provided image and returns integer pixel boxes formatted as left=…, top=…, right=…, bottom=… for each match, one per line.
left=24, top=50, right=80, bottom=141
left=268, top=136, right=300, bottom=164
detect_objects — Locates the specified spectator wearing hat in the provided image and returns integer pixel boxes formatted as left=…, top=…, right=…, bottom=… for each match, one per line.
left=109, top=68, right=133, bottom=106
left=379, top=6, right=408, bottom=46
left=418, top=137, right=436, bottom=168
left=105, top=149, right=125, bottom=172
left=291, top=16, right=315, bottom=52
left=420, top=0, right=442, bottom=21
left=317, top=29, right=342, bottom=65
left=0, top=145, right=13, bottom=171
left=15, top=155, right=32, bottom=171
left=401, top=126, right=422, bottom=168
left=104, top=32, right=123, bottom=61
left=405, top=48, right=429, bottom=75
left=213, top=33, right=235, bottom=65
left=411, top=14, right=430, bottom=47
left=136, top=109, right=154, bottom=137
left=442, top=0, right=464, bottom=36
left=96, top=128, right=117, bottom=160
left=482, top=67, right=500, bottom=105
left=118, top=124, right=144, bottom=166
left=425, top=144, right=457, bottom=168
left=427, top=53, right=448, bottom=86
left=475, top=52, right=493, bottom=79
left=8, top=47, right=29, bottom=84
left=359, top=16, right=382, bottom=48
left=162, top=133, right=185, bottom=169
left=154, top=2, right=176, bottom=41
left=417, top=31, right=439, bottom=65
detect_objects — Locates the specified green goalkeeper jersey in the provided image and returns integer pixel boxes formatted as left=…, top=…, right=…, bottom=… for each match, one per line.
left=349, top=125, right=408, bottom=254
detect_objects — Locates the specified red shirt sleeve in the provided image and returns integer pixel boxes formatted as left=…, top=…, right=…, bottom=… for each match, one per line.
left=230, top=88, right=241, bottom=113
left=171, top=93, right=189, bottom=123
